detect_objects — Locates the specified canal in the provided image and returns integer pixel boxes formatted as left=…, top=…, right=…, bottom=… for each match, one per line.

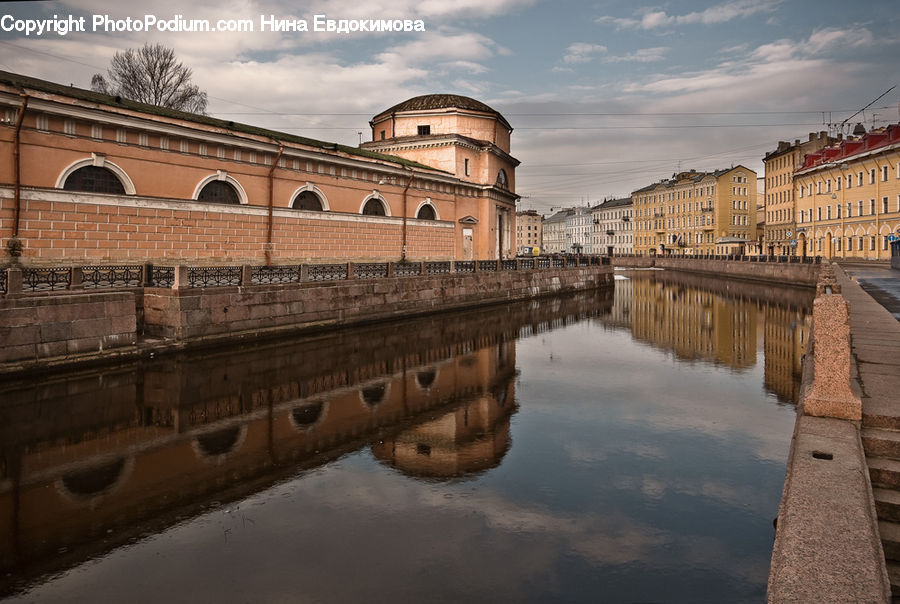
left=0, top=270, right=814, bottom=603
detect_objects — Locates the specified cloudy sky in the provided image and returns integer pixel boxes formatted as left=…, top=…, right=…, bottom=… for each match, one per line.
left=1, top=0, right=898, bottom=212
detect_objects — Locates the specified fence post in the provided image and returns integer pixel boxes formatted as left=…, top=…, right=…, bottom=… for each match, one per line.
left=420, top=261, right=426, bottom=275
left=70, top=266, right=83, bottom=290
left=300, top=264, right=309, bottom=281
left=173, top=265, right=189, bottom=290
left=143, top=263, right=153, bottom=287
left=347, top=263, right=355, bottom=279
left=241, top=265, right=252, bottom=286
left=6, top=268, right=23, bottom=296
left=387, top=262, right=395, bottom=278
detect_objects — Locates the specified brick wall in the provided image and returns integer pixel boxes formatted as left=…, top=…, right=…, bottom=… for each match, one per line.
left=1, top=188, right=456, bottom=264
left=0, top=292, right=136, bottom=370
left=143, top=266, right=614, bottom=343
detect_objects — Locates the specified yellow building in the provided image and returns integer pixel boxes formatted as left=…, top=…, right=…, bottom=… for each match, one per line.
left=763, top=132, right=837, bottom=255
left=632, top=167, right=757, bottom=256
left=793, top=124, right=900, bottom=259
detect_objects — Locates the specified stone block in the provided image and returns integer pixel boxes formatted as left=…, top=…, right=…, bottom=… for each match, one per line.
left=67, top=337, right=100, bottom=354
left=37, top=341, right=67, bottom=358
left=70, top=318, right=111, bottom=339
left=40, top=321, right=72, bottom=342
left=802, top=294, right=862, bottom=421
left=2, top=325, right=40, bottom=346
left=0, top=343, right=35, bottom=363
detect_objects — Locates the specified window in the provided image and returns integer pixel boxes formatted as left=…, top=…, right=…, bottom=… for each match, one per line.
left=870, top=236, right=876, bottom=251
left=869, top=169, right=876, bottom=184
left=380, top=130, right=386, bottom=140
left=817, top=207, right=822, bottom=221
left=417, top=125, right=431, bottom=136
left=884, top=197, right=890, bottom=213
left=858, top=172, right=863, bottom=187
left=464, top=158, right=469, bottom=176
left=827, top=206, right=832, bottom=219
left=292, top=191, right=324, bottom=211
left=869, top=199, right=875, bottom=215
left=62, top=166, right=126, bottom=194
left=857, top=200, right=862, bottom=216
left=496, top=169, right=509, bottom=189
left=883, top=166, right=889, bottom=181
left=847, top=175, right=852, bottom=189
left=416, top=204, right=436, bottom=220
left=197, top=180, right=240, bottom=204
left=362, top=198, right=386, bottom=216
left=835, top=178, right=841, bottom=191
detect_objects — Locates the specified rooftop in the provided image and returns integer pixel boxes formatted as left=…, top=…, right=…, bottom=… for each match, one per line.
left=372, top=93, right=511, bottom=131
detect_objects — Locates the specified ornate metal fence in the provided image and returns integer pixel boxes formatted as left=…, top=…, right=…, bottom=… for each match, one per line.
left=353, top=263, right=389, bottom=279
left=394, top=263, right=422, bottom=277
left=23, top=267, right=70, bottom=292
left=308, top=264, right=348, bottom=281
left=251, top=265, right=302, bottom=285
left=150, top=266, right=175, bottom=288
left=188, top=267, right=242, bottom=288
left=83, top=265, right=143, bottom=289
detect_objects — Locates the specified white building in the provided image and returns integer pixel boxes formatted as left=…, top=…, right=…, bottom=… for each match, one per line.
left=542, top=209, right=572, bottom=254
left=591, top=198, right=633, bottom=255
left=566, top=207, right=593, bottom=254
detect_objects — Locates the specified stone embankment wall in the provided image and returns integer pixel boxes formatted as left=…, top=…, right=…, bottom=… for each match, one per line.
left=0, top=265, right=612, bottom=373
left=143, top=266, right=612, bottom=343
left=767, top=263, right=890, bottom=603
left=0, top=292, right=136, bottom=370
left=613, top=256, right=820, bottom=286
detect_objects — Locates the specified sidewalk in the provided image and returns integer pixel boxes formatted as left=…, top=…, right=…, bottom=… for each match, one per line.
left=841, top=263, right=900, bottom=320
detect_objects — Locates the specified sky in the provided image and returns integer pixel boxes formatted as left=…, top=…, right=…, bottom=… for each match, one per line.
left=1, top=0, right=898, bottom=213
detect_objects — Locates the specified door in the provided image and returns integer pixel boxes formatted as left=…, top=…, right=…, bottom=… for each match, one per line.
left=463, top=228, right=473, bottom=260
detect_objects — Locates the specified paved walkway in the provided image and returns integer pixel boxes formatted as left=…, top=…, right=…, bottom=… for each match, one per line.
left=841, top=262, right=900, bottom=320
left=834, top=264, right=900, bottom=598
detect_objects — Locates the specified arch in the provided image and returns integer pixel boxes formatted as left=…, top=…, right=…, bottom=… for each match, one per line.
left=360, top=191, right=390, bottom=217
left=496, top=169, right=509, bottom=190
left=289, top=400, right=328, bottom=431
left=290, top=183, right=330, bottom=211
left=56, top=155, right=136, bottom=195
left=191, top=425, right=248, bottom=462
left=192, top=171, right=249, bottom=205
left=415, top=198, right=439, bottom=220
left=359, top=380, right=392, bottom=408
left=55, top=456, right=135, bottom=505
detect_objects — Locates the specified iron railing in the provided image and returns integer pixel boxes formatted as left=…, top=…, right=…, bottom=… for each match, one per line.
left=83, top=265, right=143, bottom=289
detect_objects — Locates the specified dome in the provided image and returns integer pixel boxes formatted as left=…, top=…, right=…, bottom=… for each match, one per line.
left=373, top=94, right=510, bottom=129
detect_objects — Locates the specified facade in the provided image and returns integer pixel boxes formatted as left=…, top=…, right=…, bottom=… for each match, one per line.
left=361, top=94, right=520, bottom=260
left=793, top=123, right=900, bottom=260
left=541, top=209, right=572, bottom=254
left=565, top=207, right=593, bottom=254
left=632, top=168, right=757, bottom=256
left=591, top=197, right=633, bottom=256
left=515, top=209, right=542, bottom=254
left=763, top=132, right=838, bottom=255
left=1, top=71, right=517, bottom=266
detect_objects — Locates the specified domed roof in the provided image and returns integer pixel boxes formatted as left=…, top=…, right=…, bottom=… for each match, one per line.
left=374, top=94, right=509, bottom=128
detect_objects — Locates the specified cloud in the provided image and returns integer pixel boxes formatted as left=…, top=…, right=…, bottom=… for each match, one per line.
left=562, top=42, right=607, bottom=64
left=603, top=47, right=669, bottom=63
left=596, top=0, right=782, bottom=30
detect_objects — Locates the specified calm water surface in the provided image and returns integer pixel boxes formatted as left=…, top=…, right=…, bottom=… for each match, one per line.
left=0, top=270, right=813, bottom=603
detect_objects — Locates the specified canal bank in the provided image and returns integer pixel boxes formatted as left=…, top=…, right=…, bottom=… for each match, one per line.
left=0, top=262, right=613, bottom=375
left=768, top=262, right=900, bottom=602
left=613, top=255, right=821, bottom=287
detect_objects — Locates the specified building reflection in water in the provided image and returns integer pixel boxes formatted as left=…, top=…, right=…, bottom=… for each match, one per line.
left=0, top=290, right=612, bottom=595
left=607, top=270, right=813, bottom=404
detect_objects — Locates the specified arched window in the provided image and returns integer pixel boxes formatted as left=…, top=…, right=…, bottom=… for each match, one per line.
left=496, top=169, right=509, bottom=190
left=62, top=166, right=126, bottom=194
left=197, top=180, right=240, bottom=204
left=362, top=198, right=387, bottom=216
left=292, top=191, right=324, bottom=211
left=416, top=204, right=436, bottom=220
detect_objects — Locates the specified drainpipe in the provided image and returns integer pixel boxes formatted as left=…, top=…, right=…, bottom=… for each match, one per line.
left=9, top=94, right=29, bottom=258
left=401, top=169, right=414, bottom=262
left=265, top=143, right=285, bottom=266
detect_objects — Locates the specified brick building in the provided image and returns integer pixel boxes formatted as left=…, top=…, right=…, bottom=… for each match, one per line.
left=0, top=72, right=518, bottom=266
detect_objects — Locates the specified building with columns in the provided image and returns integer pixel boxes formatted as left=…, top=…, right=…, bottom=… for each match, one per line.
left=1, top=72, right=518, bottom=266
left=361, top=94, right=520, bottom=260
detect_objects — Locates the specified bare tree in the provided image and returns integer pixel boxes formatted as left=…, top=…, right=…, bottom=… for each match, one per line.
left=91, top=43, right=208, bottom=114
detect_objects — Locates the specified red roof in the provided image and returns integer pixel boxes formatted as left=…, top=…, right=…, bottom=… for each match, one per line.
left=798, top=124, right=900, bottom=172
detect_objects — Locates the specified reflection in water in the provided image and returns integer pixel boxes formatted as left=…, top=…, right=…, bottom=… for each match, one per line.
left=0, top=274, right=811, bottom=602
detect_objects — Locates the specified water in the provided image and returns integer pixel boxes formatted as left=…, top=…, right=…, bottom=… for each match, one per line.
left=0, top=270, right=813, bottom=603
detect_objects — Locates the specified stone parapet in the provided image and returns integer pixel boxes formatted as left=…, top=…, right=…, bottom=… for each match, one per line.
left=0, top=291, right=137, bottom=372
left=142, top=266, right=613, bottom=344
